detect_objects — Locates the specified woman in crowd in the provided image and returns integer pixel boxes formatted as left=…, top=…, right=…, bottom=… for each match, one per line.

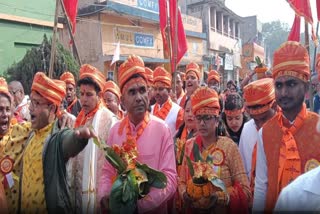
left=221, top=93, right=249, bottom=145
left=179, top=87, right=251, bottom=213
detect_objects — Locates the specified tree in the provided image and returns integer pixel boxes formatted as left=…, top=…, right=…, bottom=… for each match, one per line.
left=4, top=34, right=79, bottom=95
left=262, top=21, right=290, bottom=66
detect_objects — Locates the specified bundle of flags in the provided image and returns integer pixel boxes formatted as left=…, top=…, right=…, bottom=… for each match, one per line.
left=159, top=0, right=188, bottom=73
left=287, top=0, right=319, bottom=44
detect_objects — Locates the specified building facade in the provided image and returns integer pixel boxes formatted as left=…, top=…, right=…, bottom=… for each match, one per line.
left=0, top=0, right=58, bottom=75
left=185, top=0, right=242, bottom=87
left=59, top=0, right=207, bottom=82
left=239, top=15, right=265, bottom=80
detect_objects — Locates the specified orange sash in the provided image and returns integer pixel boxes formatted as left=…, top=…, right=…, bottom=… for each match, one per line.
left=118, top=112, right=150, bottom=141
left=153, top=98, right=173, bottom=121
left=250, top=143, right=257, bottom=196
left=276, top=103, right=306, bottom=195
left=66, top=98, right=78, bottom=113
left=74, top=101, right=102, bottom=128
left=179, top=94, right=187, bottom=108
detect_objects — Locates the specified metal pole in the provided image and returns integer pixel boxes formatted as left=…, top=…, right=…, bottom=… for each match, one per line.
left=305, top=22, right=314, bottom=111
left=48, top=0, right=59, bottom=78
left=59, top=0, right=82, bottom=65
left=312, top=22, right=319, bottom=73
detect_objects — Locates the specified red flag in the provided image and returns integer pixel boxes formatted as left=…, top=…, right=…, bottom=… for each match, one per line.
left=317, top=0, right=320, bottom=21
left=159, top=0, right=169, bottom=56
left=288, top=15, right=301, bottom=42
left=169, top=0, right=187, bottom=73
left=63, top=0, right=78, bottom=34
left=286, top=0, right=313, bottom=24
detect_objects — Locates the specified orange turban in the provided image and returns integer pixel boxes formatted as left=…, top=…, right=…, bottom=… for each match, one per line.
left=243, top=78, right=275, bottom=115
left=103, top=80, right=121, bottom=100
left=60, top=71, right=75, bottom=86
left=118, top=55, right=146, bottom=92
left=31, top=72, right=66, bottom=107
left=207, top=70, right=220, bottom=83
left=191, top=86, right=220, bottom=116
left=272, top=41, right=310, bottom=82
left=0, top=77, right=12, bottom=100
left=79, top=64, right=105, bottom=91
left=145, top=67, right=154, bottom=86
left=186, top=62, right=201, bottom=80
left=153, top=66, right=172, bottom=88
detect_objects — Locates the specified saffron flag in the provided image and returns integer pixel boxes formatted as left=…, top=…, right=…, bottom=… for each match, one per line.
left=169, top=0, right=188, bottom=73
left=288, top=15, right=301, bottom=42
left=286, top=0, right=317, bottom=44
left=111, top=41, right=120, bottom=66
left=63, top=0, right=78, bottom=34
left=158, top=0, right=188, bottom=73
left=159, top=0, right=169, bottom=56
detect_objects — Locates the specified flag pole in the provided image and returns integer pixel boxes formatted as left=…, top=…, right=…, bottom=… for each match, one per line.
left=305, top=22, right=314, bottom=111
left=172, top=0, right=178, bottom=96
left=48, top=0, right=60, bottom=78
left=312, top=22, right=319, bottom=73
left=59, top=0, right=82, bottom=65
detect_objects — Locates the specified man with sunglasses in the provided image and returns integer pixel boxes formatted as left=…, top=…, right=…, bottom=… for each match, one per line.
left=8, top=80, right=30, bottom=122
left=151, top=66, right=184, bottom=136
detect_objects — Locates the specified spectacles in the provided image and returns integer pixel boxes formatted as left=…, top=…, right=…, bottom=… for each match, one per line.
left=29, top=99, right=51, bottom=108
left=195, top=115, right=216, bottom=123
left=9, top=90, right=20, bottom=95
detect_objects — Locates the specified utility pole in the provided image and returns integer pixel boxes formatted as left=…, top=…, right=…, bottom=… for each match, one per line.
left=48, top=0, right=60, bottom=78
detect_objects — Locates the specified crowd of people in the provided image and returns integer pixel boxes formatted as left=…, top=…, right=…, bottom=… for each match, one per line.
left=0, top=40, right=320, bottom=213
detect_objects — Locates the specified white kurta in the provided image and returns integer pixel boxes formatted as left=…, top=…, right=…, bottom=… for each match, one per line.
left=274, top=166, right=320, bottom=211
left=151, top=101, right=182, bottom=137
left=252, top=128, right=268, bottom=212
left=70, top=107, right=117, bottom=213
left=239, top=119, right=258, bottom=179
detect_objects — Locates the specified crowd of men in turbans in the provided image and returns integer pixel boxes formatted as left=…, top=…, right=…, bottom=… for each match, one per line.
left=0, top=40, right=320, bottom=213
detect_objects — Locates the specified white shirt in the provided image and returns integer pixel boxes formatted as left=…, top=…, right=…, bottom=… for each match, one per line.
left=239, top=119, right=258, bottom=179
left=252, top=128, right=268, bottom=211
left=275, top=166, right=320, bottom=211
left=151, top=100, right=182, bottom=137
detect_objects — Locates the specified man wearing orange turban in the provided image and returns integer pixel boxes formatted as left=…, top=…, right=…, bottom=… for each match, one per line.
left=73, top=64, right=117, bottom=213
left=179, top=62, right=201, bottom=107
left=1, top=72, right=97, bottom=213
left=151, top=66, right=184, bottom=135
left=239, top=78, right=277, bottom=197
left=207, top=70, right=220, bottom=92
left=98, top=55, right=177, bottom=214
left=178, top=86, right=251, bottom=212
left=253, top=41, right=320, bottom=212
left=102, top=80, right=124, bottom=119
left=60, top=71, right=81, bottom=117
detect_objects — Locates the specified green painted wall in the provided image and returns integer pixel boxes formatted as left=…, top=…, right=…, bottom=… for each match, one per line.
left=0, top=0, right=55, bottom=75
left=0, top=20, right=53, bottom=74
left=0, top=0, right=55, bottom=22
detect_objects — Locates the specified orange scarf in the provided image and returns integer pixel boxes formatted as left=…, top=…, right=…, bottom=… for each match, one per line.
left=179, top=94, right=187, bottom=108
left=74, top=101, right=102, bottom=128
left=153, top=98, right=173, bottom=120
left=276, top=103, right=306, bottom=195
left=250, top=143, right=257, bottom=196
left=118, top=112, right=150, bottom=141
left=66, top=98, right=78, bottom=113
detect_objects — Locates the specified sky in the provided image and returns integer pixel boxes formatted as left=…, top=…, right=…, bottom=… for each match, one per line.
left=225, top=0, right=318, bottom=26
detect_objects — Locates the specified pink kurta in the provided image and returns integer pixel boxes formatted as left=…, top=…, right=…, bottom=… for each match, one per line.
left=98, top=115, right=177, bottom=213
